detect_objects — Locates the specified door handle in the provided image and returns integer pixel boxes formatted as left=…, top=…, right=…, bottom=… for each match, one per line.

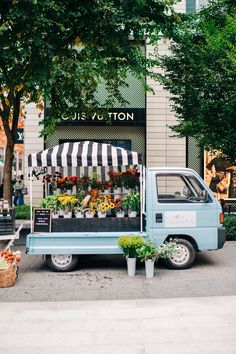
left=156, top=213, right=163, bottom=223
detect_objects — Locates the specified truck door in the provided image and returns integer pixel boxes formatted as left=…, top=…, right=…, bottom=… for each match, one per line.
left=150, top=171, right=219, bottom=251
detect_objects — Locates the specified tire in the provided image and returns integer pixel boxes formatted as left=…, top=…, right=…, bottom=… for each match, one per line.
left=164, top=238, right=196, bottom=270
left=46, top=254, right=78, bottom=272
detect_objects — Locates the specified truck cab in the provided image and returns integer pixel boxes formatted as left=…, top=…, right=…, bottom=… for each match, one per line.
left=146, top=167, right=225, bottom=269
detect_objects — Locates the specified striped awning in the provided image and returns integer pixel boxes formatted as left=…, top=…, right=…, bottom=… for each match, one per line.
left=28, top=141, right=142, bottom=167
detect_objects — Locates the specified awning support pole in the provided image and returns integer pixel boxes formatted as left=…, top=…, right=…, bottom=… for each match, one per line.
left=142, top=165, right=146, bottom=216
left=140, top=165, right=143, bottom=233
left=29, top=168, right=33, bottom=233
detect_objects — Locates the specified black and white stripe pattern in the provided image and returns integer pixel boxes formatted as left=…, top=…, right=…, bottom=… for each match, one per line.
left=28, top=141, right=142, bottom=167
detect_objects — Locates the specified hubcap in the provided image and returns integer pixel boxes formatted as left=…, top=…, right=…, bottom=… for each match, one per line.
left=51, top=254, right=72, bottom=268
left=170, top=245, right=190, bottom=265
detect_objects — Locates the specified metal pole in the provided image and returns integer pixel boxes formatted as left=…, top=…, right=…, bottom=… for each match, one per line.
left=140, top=165, right=143, bottom=233
left=29, top=168, right=33, bottom=233
left=142, top=165, right=146, bottom=216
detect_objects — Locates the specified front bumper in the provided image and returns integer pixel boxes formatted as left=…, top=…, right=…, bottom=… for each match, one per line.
left=218, top=227, right=226, bottom=249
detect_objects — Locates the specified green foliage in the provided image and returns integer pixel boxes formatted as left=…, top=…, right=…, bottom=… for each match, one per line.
left=136, top=239, right=159, bottom=261
left=122, top=192, right=140, bottom=212
left=118, top=235, right=145, bottom=258
left=39, top=195, right=60, bottom=212
left=0, top=0, right=177, bottom=201
left=158, top=239, right=177, bottom=259
left=137, top=238, right=177, bottom=261
left=14, top=205, right=31, bottom=220
left=224, top=215, right=236, bottom=241
left=160, top=0, right=236, bottom=159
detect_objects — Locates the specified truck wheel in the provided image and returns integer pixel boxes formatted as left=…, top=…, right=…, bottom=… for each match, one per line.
left=46, top=254, right=78, bottom=272
left=164, top=238, right=195, bottom=270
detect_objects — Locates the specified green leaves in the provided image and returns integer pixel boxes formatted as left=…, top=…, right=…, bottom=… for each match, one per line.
left=118, top=235, right=145, bottom=258
left=160, top=0, right=236, bottom=159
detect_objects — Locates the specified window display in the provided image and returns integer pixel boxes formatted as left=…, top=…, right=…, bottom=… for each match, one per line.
left=204, top=152, right=236, bottom=199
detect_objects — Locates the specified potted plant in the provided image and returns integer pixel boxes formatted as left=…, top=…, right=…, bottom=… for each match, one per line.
left=108, top=171, right=123, bottom=194
left=136, top=239, right=159, bottom=278
left=122, top=168, right=139, bottom=193
left=74, top=190, right=86, bottom=218
left=85, top=208, right=95, bottom=218
left=118, top=235, right=144, bottom=276
left=137, top=239, right=177, bottom=278
left=96, top=198, right=108, bottom=218
left=58, top=195, right=78, bottom=218
left=122, top=192, right=140, bottom=217
left=40, top=195, right=60, bottom=218
left=114, top=197, right=125, bottom=217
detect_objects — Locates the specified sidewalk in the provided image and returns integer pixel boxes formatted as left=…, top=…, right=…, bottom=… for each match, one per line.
left=0, top=296, right=236, bottom=354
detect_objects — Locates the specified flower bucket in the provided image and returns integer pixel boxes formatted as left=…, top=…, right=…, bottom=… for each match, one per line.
left=123, top=188, right=131, bottom=194
left=113, top=187, right=121, bottom=197
left=127, top=257, right=136, bottom=277
left=145, top=259, right=155, bottom=278
left=52, top=212, right=59, bottom=219
left=53, top=189, right=61, bottom=196
left=64, top=212, right=72, bottom=219
left=128, top=211, right=137, bottom=218
left=86, top=212, right=94, bottom=218
left=66, top=189, right=72, bottom=195
left=75, top=212, right=84, bottom=219
left=98, top=211, right=106, bottom=218
left=116, top=211, right=125, bottom=218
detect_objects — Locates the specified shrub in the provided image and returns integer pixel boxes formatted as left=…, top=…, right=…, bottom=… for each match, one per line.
left=14, top=205, right=31, bottom=220
left=224, top=215, right=236, bottom=241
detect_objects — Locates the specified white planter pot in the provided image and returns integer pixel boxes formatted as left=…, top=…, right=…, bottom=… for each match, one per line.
left=86, top=212, right=94, bottom=218
left=53, top=189, right=61, bottom=195
left=128, top=211, right=137, bottom=218
left=113, top=187, right=122, bottom=198
left=145, top=259, right=155, bottom=279
left=123, top=188, right=131, bottom=194
left=52, top=213, right=59, bottom=219
left=75, top=212, right=84, bottom=218
left=127, top=257, right=136, bottom=277
left=98, top=211, right=106, bottom=218
left=116, top=211, right=125, bottom=218
left=64, top=212, right=72, bottom=218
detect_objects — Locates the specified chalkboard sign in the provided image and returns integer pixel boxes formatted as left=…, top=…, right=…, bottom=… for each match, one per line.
left=33, top=208, right=51, bottom=233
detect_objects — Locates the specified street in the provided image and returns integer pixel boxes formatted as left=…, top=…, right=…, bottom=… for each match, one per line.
left=1, top=241, right=236, bottom=302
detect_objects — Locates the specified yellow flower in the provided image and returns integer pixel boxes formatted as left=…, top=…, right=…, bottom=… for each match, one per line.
left=109, top=203, right=115, bottom=209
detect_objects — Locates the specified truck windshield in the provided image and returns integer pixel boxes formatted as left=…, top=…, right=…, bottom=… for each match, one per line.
left=156, top=174, right=210, bottom=203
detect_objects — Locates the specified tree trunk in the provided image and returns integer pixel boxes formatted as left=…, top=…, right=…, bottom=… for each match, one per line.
left=1, top=92, right=21, bottom=205
left=3, top=142, right=15, bottom=205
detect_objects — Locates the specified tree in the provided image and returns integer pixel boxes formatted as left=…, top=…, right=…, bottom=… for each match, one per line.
left=0, top=0, right=176, bottom=203
left=159, top=0, right=236, bottom=159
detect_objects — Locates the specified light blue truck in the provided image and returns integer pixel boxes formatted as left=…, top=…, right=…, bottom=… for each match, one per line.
left=26, top=142, right=225, bottom=272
